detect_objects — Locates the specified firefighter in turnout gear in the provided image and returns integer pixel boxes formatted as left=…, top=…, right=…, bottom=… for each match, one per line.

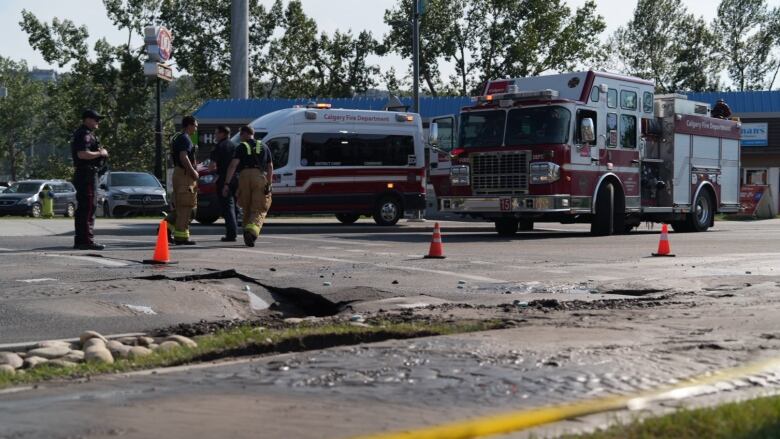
left=223, top=125, right=273, bottom=247
left=166, top=115, right=200, bottom=245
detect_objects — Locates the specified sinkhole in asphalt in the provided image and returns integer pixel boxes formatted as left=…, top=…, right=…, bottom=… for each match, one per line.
left=136, top=269, right=343, bottom=317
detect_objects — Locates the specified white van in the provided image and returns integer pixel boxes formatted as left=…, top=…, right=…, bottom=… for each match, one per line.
left=231, top=105, right=428, bottom=225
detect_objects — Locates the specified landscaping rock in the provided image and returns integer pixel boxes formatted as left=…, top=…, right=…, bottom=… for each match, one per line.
left=117, top=337, right=140, bottom=346
left=27, top=346, right=71, bottom=360
left=36, top=340, right=72, bottom=349
left=62, top=350, right=84, bottom=363
left=23, top=356, right=48, bottom=369
left=79, top=330, right=108, bottom=345
left=349, top=322, right=371, bottom=328
left=0, top=364, right=15, bottom=375
left=283, top=318, right=304, bottom=324
left=165, top=335, right=197, bottom=348
left=137, top=336, right=155, bottom=347
left=84, top=347, right=114, bottom=364
left=83, top=338, right=106, bottom=350
left=147, top=343, right=159, bottom=350
left=107, top=343, right=132, bottom=359
left=156, top=341, right=180, bottom=352
left=128, top=346, right=153, bottom=359
left=0, top=352, right=24, bottom=369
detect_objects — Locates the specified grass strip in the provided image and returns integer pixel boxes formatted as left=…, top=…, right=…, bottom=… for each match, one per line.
left=565, top=394, right=780, bottom=439
left=0, top=319, right=504, bottom=389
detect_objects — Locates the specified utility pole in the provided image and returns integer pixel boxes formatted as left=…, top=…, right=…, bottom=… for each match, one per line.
left=412, top=0, right=421, bottom=114
left=231, top=0, right=249, bottom=99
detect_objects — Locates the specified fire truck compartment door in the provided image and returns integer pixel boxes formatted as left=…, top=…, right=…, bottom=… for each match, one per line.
left=720, top=138, right=740, bottom=205
left=673, top=133, right=691, bottom=205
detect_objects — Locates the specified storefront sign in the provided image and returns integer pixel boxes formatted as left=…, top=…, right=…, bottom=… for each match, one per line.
left=741, top=123, right=768, bottom=146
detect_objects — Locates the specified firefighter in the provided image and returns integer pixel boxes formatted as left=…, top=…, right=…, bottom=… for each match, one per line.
left=222, top=125, right=273, bottom=247
left=39, top=184, right=54, bottom=219
left=712, top=99, right=732, bottom=119
left=71, top=109, right=108, bottom=250
left=166, top=115, right=199, bottom=245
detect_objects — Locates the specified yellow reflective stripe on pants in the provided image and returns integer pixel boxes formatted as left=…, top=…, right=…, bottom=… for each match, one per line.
left=173, top=228, right=190, bottom=239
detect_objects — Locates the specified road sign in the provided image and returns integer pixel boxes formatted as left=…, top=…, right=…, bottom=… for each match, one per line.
left=144, top=26, right=173, bottom=63
left=417, top=0, right=426, bottom=15
left=144, top=62, right=173, bottom=82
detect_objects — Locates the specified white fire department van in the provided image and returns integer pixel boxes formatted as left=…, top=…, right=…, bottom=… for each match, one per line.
left=429, top=71, right=741, bottom=235
left=232, top=104, right=428, bottom=225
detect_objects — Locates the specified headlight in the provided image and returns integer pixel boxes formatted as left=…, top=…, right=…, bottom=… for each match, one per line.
left=199, top=174, right=216, bottom=184
left=23, top=197, right=33, bottom=205
left=112, top=193, right=129, bottom=200
left=450, top=165, right=470, bottom=186
left=530, top=162, right=561, bottom=184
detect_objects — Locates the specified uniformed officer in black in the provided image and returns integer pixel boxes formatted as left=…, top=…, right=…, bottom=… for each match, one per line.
left=71, top=109, right=108, bottom=250
left=209, top=125, right=238, bottom=242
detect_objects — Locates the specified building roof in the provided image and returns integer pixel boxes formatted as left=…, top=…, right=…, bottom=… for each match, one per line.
left=193, top=97, right=474, bottom=123
left=686, top=91, right=780, bottom=115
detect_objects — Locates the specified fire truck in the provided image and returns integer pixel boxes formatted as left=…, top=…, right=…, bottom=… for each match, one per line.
left=429, top=71, right=741, bottom=236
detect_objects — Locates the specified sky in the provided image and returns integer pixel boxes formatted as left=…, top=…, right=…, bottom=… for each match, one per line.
left=1, top=0, right=778, bottom=78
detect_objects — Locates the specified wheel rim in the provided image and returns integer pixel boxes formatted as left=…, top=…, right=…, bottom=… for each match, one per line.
left=32, top=205, right=40, bottom=217
left=67, top=204, right=74, bottom=216
left=380, top=202, right=398, bottom=223
left=696, top=195, right=710, bottom=226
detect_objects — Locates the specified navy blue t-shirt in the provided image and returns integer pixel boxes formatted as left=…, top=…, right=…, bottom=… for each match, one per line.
left=171, top=132, right=194, bottom=168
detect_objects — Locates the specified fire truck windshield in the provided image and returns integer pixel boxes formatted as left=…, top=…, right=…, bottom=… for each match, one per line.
left=505, top=106, right=571, bottom=146
left=458, top=110, right=506, bottom=148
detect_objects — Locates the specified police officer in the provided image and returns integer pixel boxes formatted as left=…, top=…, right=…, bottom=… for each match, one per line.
left=166, top=115, right=199, bottom=245
left=209, top=125, right=238, bottom=242
left=71, top=109, right=108, bottom=250
left=223, top=125, right=273, bottom=247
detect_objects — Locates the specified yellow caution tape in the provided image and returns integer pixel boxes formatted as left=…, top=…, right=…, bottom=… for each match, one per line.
left=349, top=356, right=780, bottom=439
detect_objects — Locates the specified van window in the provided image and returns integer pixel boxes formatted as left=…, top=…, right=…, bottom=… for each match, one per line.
left=265, top=137, right=290, bottom=168
left=301, top=133, right=414, bottom=167
left=590, top=86, right=600, bottom=102
left=620, top=90, right=638, bottom=111
left=643, top=92, right=654, bottom=113
left=620, top=115, right=637, bottom=148
left=606, top=113, right=618, bottom=147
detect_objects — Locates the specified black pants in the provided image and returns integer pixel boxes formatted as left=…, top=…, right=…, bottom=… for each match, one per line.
left=73, top=169, right=97, bottom=246
left=217, top=179, right=238, bottom=239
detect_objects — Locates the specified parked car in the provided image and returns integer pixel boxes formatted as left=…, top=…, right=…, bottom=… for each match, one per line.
left=97, top=171, right=168, bottom=217
left=195, top=163, right=221, bottom=224
left=0, top=180, right=76, bottom=217
left=0, top=185, right=7, bottom=193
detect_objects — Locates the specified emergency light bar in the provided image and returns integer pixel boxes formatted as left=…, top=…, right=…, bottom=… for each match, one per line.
left=305, top=102, right=332, bottom=109
left=395, top=114, right=414, bottom=122
left=477, top=89, right=559, bottom=103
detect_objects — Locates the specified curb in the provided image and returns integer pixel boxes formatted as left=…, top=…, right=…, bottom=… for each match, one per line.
left=0, top=332, right=146, bottom=352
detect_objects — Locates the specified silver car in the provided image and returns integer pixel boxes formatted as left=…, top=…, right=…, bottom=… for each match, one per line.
left=97, top=172, right=168, bottom=217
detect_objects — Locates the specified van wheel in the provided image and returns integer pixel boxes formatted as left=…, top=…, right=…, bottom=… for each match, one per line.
left=65, top=203, right=75, bottom=218
left=373, top=197, right=402, bottom=226
left=336, top=213, right=360, bottom=224
left=495, top=218, right=518, bottom=236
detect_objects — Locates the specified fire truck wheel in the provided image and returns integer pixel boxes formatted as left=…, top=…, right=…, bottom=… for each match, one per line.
left=495, top=218, right=519, bottom=236
left=687, top=190, right=714, bottom=232
left=518, top=219, right=534, bottom=231
left=373, top=197, right=402, bottom=226
left=336, top=213, right=360, bottom=224
left=591, top=183, right=615, bottom=236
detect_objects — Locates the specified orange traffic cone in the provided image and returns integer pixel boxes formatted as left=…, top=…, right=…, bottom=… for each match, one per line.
left=143, top=220, right=176, bottom=265
left=424, top=222, right=446, bottom=259
left=652, top=224, right=675, bottom=257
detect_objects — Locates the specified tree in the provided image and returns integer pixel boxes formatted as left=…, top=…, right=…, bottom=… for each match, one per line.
left=611, top=0, right=719, bottom=93
left=313, top=30, right=380, bottom=97
left=0, top=58, right=47, bottom=181
left=265, top=0, right=319, bottom=98
left=714, top=0, right=779, bottom=91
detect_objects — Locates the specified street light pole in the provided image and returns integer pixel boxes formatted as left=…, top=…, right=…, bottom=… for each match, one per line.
left=154, top=77, right=162, bottom=182
left=412, top=0, right=420, bottom=114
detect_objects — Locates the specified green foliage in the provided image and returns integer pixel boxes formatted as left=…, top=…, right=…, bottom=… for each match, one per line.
left=714, top=0, right=779, bottom=91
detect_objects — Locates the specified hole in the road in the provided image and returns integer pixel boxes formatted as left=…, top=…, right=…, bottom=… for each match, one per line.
left=135, top=269, right=342, bottom=317
left=598, top=288, right=666, bottom=297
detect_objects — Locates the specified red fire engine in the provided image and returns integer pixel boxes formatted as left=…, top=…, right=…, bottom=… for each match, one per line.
left=429, top=71, right=741, bottom=235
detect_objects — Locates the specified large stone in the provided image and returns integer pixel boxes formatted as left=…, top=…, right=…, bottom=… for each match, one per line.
left=107, top=342, right=132, bottom=359
left=36, top=340, right=72, bottom=349
left=137, top=336, right=155, bottom=347
left=23, top=356, right=48, bottom=369
left=155, top=341, right=180, bottom=352
left=128, top=346, right=153, bottom=359
left=0, top=352, right=24, bottom=369
left=117, top=337, right=140, bottom=346
left=62, top=350, right=85, bottom=363
left=165, top=335, right=197, bottom=349
left=83, top=338, right=106, bottom=350
left=79, top=331, right=108, bottom=345
left=0, top=364, right=15, bottom=375
left=84, top=347, right=114, bottom=364
left=27, top=345, right=71, bottom=359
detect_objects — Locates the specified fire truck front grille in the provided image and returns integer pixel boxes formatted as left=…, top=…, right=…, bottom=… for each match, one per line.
left=471, top=151, right=530, bottom=194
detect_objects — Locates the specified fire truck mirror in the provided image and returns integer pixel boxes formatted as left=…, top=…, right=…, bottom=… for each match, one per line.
left=428, top=123, right=439, bottom=146
left=581, top=118, right=595, bottom=143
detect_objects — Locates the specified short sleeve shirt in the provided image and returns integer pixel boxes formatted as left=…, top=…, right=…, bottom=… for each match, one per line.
left=209, top=139, right=236, bottom=181
left=171, top=132, right=194, bottom=167
left=71, top=125, right=100, bottom=168
left=234, top=139, right=272, bottom=172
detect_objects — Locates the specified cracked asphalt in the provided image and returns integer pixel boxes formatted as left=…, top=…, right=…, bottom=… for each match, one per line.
left=2, top=217, right=780, bottom=438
